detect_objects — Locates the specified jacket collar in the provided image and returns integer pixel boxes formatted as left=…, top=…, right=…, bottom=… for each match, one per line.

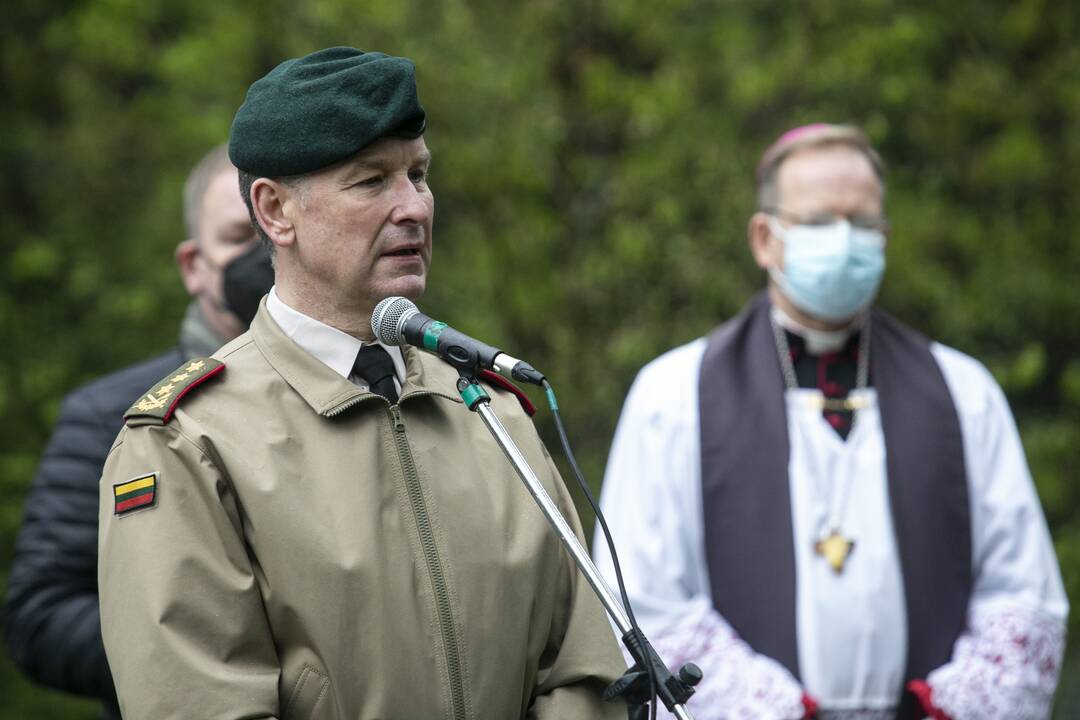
left=264, top=287, right=408, bottom=382
left=250, top=298, right=462, bottom=417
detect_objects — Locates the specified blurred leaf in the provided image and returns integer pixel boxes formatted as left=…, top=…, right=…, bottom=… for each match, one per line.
left=1061, top=361, right=1080, bottom=408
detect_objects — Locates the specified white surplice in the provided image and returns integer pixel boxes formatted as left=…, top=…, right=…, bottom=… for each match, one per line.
left=593, top=337, right=1067, bottom=720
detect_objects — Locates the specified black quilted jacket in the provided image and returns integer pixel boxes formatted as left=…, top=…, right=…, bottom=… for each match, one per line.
left=4, top=348, right=183, bottom=719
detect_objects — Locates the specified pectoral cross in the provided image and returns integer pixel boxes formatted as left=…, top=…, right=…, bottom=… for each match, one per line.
left=815, top=530, right=854, bottom=574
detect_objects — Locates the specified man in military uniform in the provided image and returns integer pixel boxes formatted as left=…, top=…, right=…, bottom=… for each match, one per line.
left=5, top=144, right=270, bottom=719
left=98, top=47, right=625, bottom=719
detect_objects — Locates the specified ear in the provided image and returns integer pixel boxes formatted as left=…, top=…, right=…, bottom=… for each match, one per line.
left=251, top=179, right=298, bottom=250
left=174, top=239, right=202, bottom=295
left=748, top=211, right=780, bottom=270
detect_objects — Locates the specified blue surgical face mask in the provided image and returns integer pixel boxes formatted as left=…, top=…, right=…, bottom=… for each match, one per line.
left=767, top=217, right=886, bottom=322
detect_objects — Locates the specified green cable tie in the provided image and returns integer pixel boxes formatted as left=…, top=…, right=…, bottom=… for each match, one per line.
left=460, top=381, right=489, bottom=408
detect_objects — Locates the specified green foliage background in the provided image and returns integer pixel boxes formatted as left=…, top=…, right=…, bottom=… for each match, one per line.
left=2, top=0, right=1077, bottom=716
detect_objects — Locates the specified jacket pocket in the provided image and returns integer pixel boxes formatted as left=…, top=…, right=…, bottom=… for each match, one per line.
left=283, top=663, right=331, bottom=720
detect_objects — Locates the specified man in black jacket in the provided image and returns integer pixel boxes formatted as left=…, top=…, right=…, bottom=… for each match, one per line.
left=3, top=144, right=273, bottom=718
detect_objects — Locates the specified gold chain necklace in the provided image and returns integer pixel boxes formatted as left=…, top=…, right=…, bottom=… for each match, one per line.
left=771, top=314, right=871, bottom=574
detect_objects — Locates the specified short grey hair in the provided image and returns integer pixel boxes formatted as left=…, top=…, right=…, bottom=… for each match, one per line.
left=182, top=144, right=234, bottom=238
left=755, top=124, right=886, bottom=211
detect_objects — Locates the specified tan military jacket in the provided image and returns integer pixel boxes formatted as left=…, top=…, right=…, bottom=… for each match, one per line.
left=99, top=304, right=625, bottom=720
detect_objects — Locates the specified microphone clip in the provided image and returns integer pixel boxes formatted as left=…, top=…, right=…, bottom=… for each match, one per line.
left=455, top=370, right=491, bottom=411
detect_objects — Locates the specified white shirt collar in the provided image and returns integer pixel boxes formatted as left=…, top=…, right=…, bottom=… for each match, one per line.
left=265, top=286, right=406, bottom=384
left=771, top=305, right=863, bottom=355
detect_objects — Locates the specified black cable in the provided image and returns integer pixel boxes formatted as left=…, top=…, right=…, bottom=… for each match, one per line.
left=541, top=379, right=659, bottom=720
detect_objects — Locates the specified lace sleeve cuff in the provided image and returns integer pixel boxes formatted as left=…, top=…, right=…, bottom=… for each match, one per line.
left=649, top=606, right=807, bottom=720
left=925, top=604, right=1065, bottom=720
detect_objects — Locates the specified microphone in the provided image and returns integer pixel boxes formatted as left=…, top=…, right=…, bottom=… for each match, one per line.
left=371, top=297, right=545, bottom=386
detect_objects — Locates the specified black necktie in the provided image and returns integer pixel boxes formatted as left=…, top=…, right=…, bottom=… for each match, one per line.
left=352, top=345, right=399, bottom=403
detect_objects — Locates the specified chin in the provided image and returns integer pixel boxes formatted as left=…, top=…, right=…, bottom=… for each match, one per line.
left=383, top=276, right=427, bottom=301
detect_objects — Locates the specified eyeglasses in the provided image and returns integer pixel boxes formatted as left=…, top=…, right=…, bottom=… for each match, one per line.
left=764, top=207, right=890, bottom=233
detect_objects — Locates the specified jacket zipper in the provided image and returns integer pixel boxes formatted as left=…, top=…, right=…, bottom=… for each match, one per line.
left=389, top=404, right=467, bottom=720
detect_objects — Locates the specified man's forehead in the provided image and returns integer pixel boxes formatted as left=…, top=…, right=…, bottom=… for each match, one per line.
left=778, top=144, right=879, bottom=187
left=201, top=168, right=250, bottom=226
left=350, top=136, right=430, bottom=166
left=207, top=166, right=239, bottom=190
left=201, top=168, right=243, bottom=209
left=324, top=138, right=430, bottom=183
left=776, top=144, right=882, bottom=212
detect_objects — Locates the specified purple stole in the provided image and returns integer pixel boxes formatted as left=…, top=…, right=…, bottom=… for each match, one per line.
left=698, top=294, right=971, bottom=718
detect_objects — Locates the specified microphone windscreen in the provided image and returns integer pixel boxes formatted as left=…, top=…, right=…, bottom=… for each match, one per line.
left=371, top=296, right=417, bottom=346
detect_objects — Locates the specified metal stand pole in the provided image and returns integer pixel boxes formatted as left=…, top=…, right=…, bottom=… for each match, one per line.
left=457, top=375, right=696, bottom=720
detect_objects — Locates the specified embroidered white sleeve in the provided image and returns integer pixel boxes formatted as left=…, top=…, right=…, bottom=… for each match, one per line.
left=929, top=345, right=1069, bottom=720
left=926, top=604, right=1065, bottom=720
left=649, top=606, right=806, bottom=720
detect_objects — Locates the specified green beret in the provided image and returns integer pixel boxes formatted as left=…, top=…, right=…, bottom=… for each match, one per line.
left=229, top=47, right=426, bottom=177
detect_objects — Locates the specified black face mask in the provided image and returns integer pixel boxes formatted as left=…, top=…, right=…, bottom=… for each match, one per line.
left=223, top=242, right=275, bottom=327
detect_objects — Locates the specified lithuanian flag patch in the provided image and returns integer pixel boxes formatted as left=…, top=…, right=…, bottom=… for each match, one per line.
left=114, top=473, right=158, bottom=516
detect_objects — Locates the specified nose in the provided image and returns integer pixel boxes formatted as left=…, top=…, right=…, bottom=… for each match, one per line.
left=389, top=175, right=433, bottom=227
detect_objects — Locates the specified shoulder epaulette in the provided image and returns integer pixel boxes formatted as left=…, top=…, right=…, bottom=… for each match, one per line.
left=124, top=358, right=225, bottom=427
left=477, top=369, right=536, bottom=417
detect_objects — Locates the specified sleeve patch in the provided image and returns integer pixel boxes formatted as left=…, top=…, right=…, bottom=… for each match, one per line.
left=114, top=473, right=158, bottom=516
left=124, top=358, right=225, bottom=426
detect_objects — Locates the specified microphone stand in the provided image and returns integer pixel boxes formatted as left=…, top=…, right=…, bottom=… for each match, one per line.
left=455, top=370, right=699, bottom=720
